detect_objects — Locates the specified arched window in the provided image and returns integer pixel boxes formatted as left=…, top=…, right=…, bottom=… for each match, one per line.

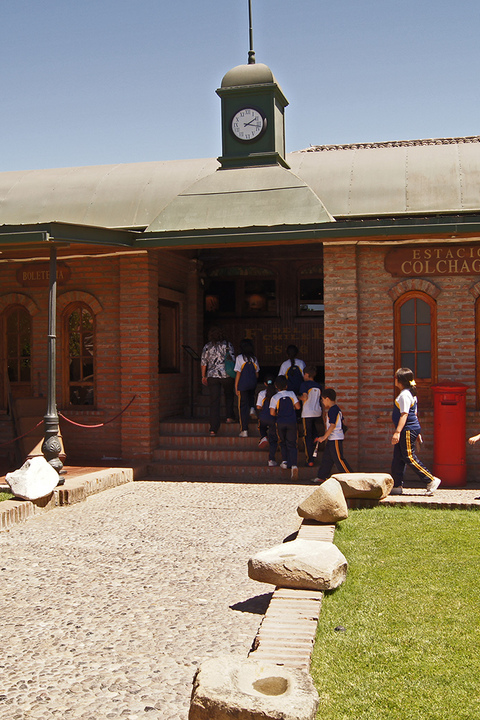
left=65, top=303, right=95, bottom=406
left=475, top=297, right=480, bottom=409
left=5, top=305, right=32, bottom=392
left=394, top=291, right=437, bottom=405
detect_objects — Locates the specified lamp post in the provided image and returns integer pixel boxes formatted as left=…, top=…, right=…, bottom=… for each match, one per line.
left=41, top=242, right=64, bottom=481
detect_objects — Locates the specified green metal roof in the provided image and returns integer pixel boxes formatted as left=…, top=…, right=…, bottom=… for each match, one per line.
left=0, top=137, right=479, bottom=248
left=144, top=165, right=333, bottom=233
left=288, top=137, right=480, bottom=217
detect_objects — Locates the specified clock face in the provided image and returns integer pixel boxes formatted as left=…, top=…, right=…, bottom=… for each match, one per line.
left=231, top=108, right=266, bottom=141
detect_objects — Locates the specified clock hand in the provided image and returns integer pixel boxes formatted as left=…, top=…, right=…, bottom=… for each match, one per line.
left=244, top=118, right=260, bottom=127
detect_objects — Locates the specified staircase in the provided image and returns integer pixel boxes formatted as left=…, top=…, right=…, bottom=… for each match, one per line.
left=146, top=417, right=316, bottom=483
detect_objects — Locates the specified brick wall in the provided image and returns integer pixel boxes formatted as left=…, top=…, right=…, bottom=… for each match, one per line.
left=0, top=247, right=199, bottom=466
left=323, top=244, right=360, bottom=467
left=324, top=241, right=480, bottom=483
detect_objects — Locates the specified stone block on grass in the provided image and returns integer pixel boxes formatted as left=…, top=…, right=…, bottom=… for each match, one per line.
left=248, top=538, right=347, bottom=591
left=189, top=656, right=318, bottom=720
left=332, top=472, right=394, bottom=499
left=297, top=477, right=348, bottom=522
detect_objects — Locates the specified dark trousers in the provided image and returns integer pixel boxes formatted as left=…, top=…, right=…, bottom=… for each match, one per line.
left=207, top=377, right=235, bottom=433
left=302, top=416, right=320, bottom=464
left=259, top=419, right=278, bottom=461
left=238, top=388, right=255, bottom=432
left=391, top=428, right=435, bottom=487
left=317, top=439, right=352, bottom=480
left=277, top=421, right=298, bottom=468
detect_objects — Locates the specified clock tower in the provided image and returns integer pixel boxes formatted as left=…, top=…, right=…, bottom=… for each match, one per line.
left=216, top=61, right=289, bottom=169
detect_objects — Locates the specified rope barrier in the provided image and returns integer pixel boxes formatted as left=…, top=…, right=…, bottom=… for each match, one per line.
left=0, top=418, right=43, bottom=448
left=0, top=395, right=136, bottom=448
left=58, top=394, right=136, bottom=429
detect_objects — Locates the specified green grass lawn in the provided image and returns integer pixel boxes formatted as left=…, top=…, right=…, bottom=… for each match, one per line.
left=0, top=491, right=13, bottom=502
left=311, top=505, right=480, bottom=720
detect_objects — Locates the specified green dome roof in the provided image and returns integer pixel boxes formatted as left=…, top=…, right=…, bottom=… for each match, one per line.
left=221, top=62, right=276, bottom=88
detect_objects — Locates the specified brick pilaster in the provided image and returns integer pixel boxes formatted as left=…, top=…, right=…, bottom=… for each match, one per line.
left=119, top=253, right=159, bottom=462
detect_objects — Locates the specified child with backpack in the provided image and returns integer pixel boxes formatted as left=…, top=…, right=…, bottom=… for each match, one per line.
left=234, top=339, right=260, bottom=438
left=278, top=344, right=305, bottom=395
left=256, top=375, right=278, bottom=466
left=312, top=387, right=352, bottom=483
left=269, top=375, right=301, bottom=480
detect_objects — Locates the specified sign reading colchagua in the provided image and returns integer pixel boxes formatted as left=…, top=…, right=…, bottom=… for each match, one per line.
left=385, top=244, right=480, bottom=277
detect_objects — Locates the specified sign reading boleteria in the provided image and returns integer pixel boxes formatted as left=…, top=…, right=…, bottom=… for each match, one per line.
left=385, top=244, right=480, bottom=277
left=16, top=262, right=71, bottom=286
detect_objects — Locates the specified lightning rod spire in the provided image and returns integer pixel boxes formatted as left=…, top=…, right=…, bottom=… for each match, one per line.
left=248, top=0, right=255, bottom=64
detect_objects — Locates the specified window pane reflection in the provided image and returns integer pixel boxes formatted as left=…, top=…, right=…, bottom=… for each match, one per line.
left=67, top=306, right=94, bottom=405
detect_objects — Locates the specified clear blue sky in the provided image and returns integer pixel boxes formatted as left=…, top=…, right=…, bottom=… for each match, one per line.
left=2, top=0, right=479, bottom=171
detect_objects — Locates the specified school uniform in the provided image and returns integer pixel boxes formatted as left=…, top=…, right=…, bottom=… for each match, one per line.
left=278, top=359, right=306, bottom=394
left=316, top=403, right=352, bottom=480
left=234, top=354, right=259, bottom=432
left=299, top=379, right=323, bottom=464
left=257, top=388, right=278, bottom=462
left=391, top=389, right=435, bottom=488
left=269, top=390, right=299, bottom=469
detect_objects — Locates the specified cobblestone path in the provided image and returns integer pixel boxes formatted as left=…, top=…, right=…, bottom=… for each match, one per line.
left=0, top=480, right=308, bottom=720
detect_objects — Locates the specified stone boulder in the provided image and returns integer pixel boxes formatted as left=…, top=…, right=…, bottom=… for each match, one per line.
left=332, top=472, right=394, bottom=499
left=297, top=477, right=348, bottom=522
left=248, top=538, right=347, bottom=591
left=189, top=656, right=319, bottom=720
left=6, top=456, right=59, bottom=500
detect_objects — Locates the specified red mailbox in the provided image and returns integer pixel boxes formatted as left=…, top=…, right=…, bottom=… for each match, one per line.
left=431, top=381, right=467, bottom=487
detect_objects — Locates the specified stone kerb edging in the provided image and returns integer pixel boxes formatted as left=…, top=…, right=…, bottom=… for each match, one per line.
left=189, top=473, right=399, bottom=719
left=0, top=467, right=143, bottom=531
left=189, top=481, right=347, bottom=720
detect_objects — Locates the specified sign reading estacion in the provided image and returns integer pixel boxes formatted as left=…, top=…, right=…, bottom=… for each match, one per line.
left=16, top=263, right=71, bottom=287
left=385, top=245, right=480, bottom=277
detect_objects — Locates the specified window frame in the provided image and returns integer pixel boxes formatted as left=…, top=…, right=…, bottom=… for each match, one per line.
left=476, top=297, right=480, bottom=409
left=394, top=291, right=437, bottom=405
left=158, top=299, right=180, bottom=373
left=63, top=302, right=96, bottom=407
left=4, top=304, right=32, bottom=392
left=297, top=266, right=324, bottom=316
left=204, top=265, right=278, bottom=318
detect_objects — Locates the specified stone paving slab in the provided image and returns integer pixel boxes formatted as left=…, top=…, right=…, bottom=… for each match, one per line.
left=0, top=466, right=144, bottom=532
left=0, top=480, right=308, bottom=720
left=347, top=485, right=480, bottom=509
left=1, top=472, right=480, bottom=719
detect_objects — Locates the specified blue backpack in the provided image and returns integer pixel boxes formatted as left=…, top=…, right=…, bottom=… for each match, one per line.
left=286, top=364, right=303, bottom=394
left=238, top=360, right=257, bottom=392
left=276, top=395, right=297, bottom=424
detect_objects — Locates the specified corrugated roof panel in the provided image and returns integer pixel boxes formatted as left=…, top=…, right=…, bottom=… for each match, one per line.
left=0, top=138, right=479, bottom=230
left=290, top=139, right=480, bottom=217
left=0, top=158, right=219, bottom=229
left=289, top=150, right=353, bottom=216
left=457, top=142, right=480, bottom=210
left=146, top=165, right=333, bottom=232
left=347, top=146, right=408, bottom=216
left=405, top=143, right=461, bottom=213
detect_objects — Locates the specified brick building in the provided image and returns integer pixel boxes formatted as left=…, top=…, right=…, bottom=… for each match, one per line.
left=1, top=59, right=480, bottom=480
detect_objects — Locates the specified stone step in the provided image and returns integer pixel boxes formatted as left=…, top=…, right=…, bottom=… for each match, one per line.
left=160, top=418, right=306, bottom=437
left=153, top=447, right=270, bottom=464
left=145, top=460, right=316, bottom=482
left=158, top=425, right=268, bottom=451
left=153, top=416, right=314, bottom=483
left=160, top=420, right=258, bottom=436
